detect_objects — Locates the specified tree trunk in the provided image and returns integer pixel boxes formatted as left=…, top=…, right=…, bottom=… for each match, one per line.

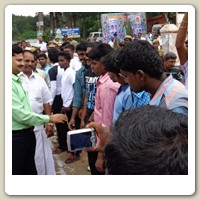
left=50, top=12, right=54, bottom=34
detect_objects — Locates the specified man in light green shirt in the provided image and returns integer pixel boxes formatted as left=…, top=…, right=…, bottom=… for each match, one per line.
left=12, top=45, right=68, bottom=175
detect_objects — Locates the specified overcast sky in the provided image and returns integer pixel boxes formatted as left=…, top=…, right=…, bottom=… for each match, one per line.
left=12, top=11, right=49, bottom=17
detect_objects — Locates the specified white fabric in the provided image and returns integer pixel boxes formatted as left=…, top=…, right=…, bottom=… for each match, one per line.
left=50, top=63, right=64, bottom=100
left=34, top=128, right=56, bottom=175
left=70, top=54, right=82, bottom=71
left=19, top=72, right=52, bottom=125
left=108, top=41, right=114, bottom=48
left=35, top=41, right=47, bottom=52
left=61, top=67, right=76, bottom=107
left=19, top=72, right=56, bottom=175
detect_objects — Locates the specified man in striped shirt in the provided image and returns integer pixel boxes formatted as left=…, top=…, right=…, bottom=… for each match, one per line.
left=118, top=39, right=188, bottom=116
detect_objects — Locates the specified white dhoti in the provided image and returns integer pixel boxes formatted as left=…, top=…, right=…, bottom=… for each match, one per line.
left=34, top=126, right=56, bottom=175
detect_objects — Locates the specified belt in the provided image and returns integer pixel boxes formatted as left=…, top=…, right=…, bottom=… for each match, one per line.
left=12, top=126, right=34, bottom=134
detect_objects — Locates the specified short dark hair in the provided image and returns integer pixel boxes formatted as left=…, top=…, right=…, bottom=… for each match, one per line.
left=105, top=105, right=188, bottom=175
left=88, top=43, right=113, bottom=61
left=12, top=45, right=23, bottom=56
left=102, top=49, right=121, bottom=74
left=118, top=39, right=163, bottom=79
left=48, top=47, right=59, bottom=64
left=87, top=42, right=98, bottom=49
left=58, top=51, right=71, bottom=61
left=61, top=42, right=71, bottom=48
left=76, top=41, right=88, bottom=52
left=37, top=53, right=47, bottom=60
left=64, top=44, right=75, bottom=51
left=163, top=52, right=177, bottom=61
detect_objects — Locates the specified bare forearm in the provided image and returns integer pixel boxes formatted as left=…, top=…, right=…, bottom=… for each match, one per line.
left=176, top=12, right=188, bottom=48
left=176, top=12, right=188, bottom=64
left=43, top=103, right=52, bottom=115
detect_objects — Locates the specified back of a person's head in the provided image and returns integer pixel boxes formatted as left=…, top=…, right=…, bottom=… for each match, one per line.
left=76, top=41, right=88, bottom=52
left=102, top=49, right=121, bottom=74
left=12, top=45, right=23, bottom=56
left=88, top=43, right=113, bottom=61
left=163, top=52, right=177, bottom=61
left=87, top=42, right=98, bottom=49
left=118, top=39, right=163, bottom=79
left=105, top=105, right=188, bottom=175
left=61, top=42, right=71, bottom=48
left=48, top=47, right=59, bottom=64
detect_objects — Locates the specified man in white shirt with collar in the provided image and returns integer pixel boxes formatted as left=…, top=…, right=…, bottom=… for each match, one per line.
left=57, top=51, right=78, bottom=162
left=63, top=44, right=82, bottom=72
left=19, top=50, right=56, bottom=175
left=35, top=36, right=47, bottom=53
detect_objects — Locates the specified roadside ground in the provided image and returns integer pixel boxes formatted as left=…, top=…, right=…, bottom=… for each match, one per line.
left=49, top=134, right=91, bottom=175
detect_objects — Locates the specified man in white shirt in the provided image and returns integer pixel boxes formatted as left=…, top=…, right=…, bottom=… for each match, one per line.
left=58, top=51, right=78, bottom=162
left=19, top=50, right=56, bottom=175
left=48, top=47, right=65, bottom=154
left=63, top=44, right=82, bottom=71
left=35, top=36, right=47, bottom=53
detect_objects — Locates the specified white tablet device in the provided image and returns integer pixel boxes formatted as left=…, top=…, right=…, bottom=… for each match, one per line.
left=67, top=128, right=97, bottom=152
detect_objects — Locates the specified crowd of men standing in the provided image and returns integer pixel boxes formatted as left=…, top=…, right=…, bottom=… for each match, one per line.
left=12, top=12, right=188, bottom=175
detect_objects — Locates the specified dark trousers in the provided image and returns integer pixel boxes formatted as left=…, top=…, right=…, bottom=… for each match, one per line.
left=52, top=95, right=67, bottom=151
left=58, top=110, right=72, bottom=151
left=12, top=128, right=37, bottom=175
left=86, top=109, right=104, bottom=175
left=88, top=151, right=105, bottom=175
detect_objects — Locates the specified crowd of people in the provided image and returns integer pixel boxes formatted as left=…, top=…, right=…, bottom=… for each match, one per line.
left=12, top=12, right=188, bottom=175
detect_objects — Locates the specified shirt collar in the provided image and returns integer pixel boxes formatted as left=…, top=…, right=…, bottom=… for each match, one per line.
left=18, top=71, right=36, bottom=79
left=12, top=73, right=22, bottom=83
left=131, top=88, right=147, bottom=98
left=98, top=73, right=110, bottom=84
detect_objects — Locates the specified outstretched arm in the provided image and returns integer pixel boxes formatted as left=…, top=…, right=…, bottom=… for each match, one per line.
left=175, top=12, right=188, bottom=65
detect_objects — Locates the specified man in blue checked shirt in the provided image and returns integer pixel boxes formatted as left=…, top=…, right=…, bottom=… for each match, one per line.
left=101, top=49, right=150, bottom=124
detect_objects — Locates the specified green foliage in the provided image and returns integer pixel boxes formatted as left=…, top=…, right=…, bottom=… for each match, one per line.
left=19, top=31, right=37, bottom=40
left=79, top=13, right=101, bottom=39
left=12, top=14, right=50, bottom=41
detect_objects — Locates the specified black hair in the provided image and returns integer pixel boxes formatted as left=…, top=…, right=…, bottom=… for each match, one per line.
left=87, top=42, right=98, bottom=49
left=76, top=41, right=88, bottom=52
left=58, top=51, right=71, bottom=61
left=37, top=53, right=47, bottom=60
left=88, top=43, right=113, bottom=61
left=64, top=44, right=75, bottom=51
left=61, top=42, right=71, bottom=48
left=48, top=47, right=59, bottom=64
left=12, top=45, right=23, bottom=56
left=163, top=52, right=177, bottom=61
left=118, top=39, right=163, bottom=79
left=102, top=49, right=121, bottom=74
left=105, top=105, right=188, bottom=175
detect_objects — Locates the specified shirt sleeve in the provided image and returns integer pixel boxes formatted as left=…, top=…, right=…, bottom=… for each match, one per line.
left=41, top=78, right=53, bottom=105
left=100, top=86, right=118, bottom=127
left=12, top=86, right=50, bottom=126
left=62, top=70, right=75, bottom=107
left=48, top=66, right=58, bottom=101
left=72, top=70, right=83, bottom=108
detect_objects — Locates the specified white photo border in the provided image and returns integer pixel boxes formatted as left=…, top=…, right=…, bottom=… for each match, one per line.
left=5, top=4, right=195, bottom=195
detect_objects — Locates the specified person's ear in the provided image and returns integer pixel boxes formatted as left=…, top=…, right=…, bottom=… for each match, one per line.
left=136, top=70, right=145, bottom=81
